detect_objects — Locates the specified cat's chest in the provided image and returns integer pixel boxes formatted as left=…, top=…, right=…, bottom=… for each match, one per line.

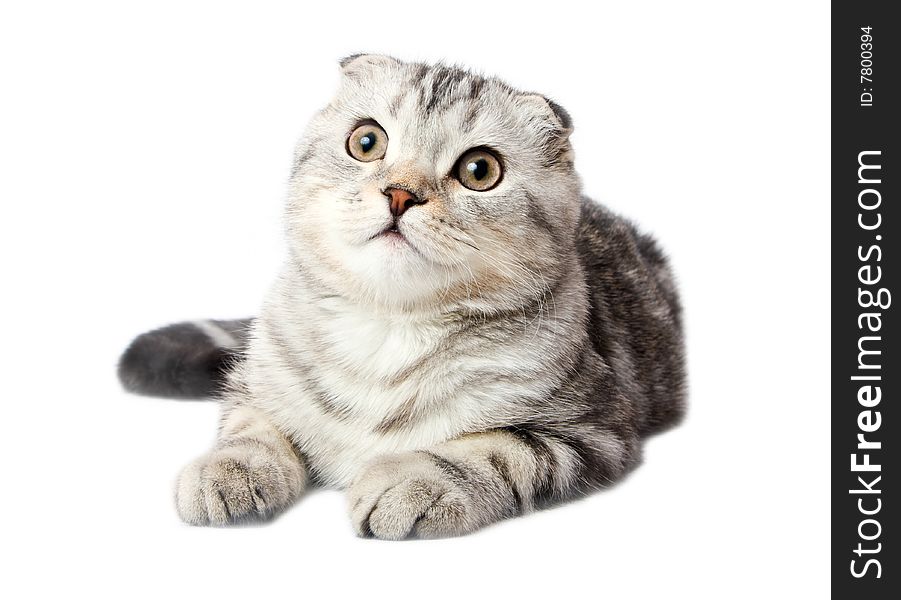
left=251, top=296, right=552, bottom=486
left=317, top=305, right=449, bottom=385
left=290, top=301, right=554, bottom=420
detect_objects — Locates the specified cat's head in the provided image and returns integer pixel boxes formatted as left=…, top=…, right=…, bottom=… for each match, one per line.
left=286, top=54, right=580, bottom=312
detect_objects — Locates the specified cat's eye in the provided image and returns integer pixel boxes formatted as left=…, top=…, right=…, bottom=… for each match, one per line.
left=455, top=148, right=503, bottom=191
left=347, top=121, right=388, bottom=162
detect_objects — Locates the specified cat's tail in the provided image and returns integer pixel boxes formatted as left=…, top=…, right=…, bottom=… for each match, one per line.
left=117, top=318, right=253, bottom=399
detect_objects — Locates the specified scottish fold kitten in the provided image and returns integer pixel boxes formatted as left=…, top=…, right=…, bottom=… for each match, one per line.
left=119, top=54, right=686, bottom=539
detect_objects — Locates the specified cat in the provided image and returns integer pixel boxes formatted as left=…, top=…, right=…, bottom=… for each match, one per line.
left=118, top=54, right=686, bottom=539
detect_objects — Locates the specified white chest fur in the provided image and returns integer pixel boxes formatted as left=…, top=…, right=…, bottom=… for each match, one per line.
left=241, top=273, right=571, bottom=488
left=246, top=299, right=467, bottom=486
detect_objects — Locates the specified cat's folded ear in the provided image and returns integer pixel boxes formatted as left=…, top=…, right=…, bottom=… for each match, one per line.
left=339, top=54, right=400, bottom=76
left=520, top=94, right=574, bottom=138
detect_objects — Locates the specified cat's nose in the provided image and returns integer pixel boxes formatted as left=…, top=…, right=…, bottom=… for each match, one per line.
left=383, top=187, right=426, bottom=218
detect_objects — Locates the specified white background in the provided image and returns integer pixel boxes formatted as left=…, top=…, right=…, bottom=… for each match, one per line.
left=0, top=1, right=829, bottom=598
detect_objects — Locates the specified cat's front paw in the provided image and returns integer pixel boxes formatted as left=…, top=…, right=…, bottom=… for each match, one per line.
left=348, top=451, right=480, bottom=540
left=175, top=443, right=304, bottom=526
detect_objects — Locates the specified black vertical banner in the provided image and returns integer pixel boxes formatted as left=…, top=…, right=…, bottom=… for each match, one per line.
left=833, top=3, right=898, bottom=596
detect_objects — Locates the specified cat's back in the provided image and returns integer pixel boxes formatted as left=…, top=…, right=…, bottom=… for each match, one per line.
left=575, top=197, right=686, bottom=434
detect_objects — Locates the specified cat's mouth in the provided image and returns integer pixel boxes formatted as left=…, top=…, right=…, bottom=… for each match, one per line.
left=372, top=221, right=407, bottom=242
left=368, top=221, right=428, bottom=258
left=366, top=219, right=431, bottom=259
